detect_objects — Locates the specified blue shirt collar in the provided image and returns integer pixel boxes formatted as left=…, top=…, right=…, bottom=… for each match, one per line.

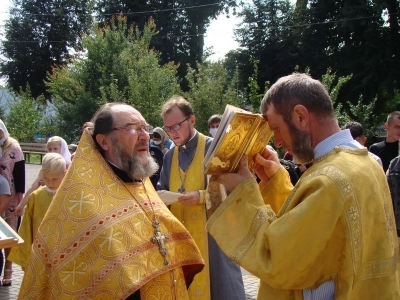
left=313, top=129, right=363, bottom=159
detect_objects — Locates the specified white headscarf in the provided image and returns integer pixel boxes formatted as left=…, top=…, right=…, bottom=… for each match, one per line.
left=0, top=119, right=10, bottom=157
left=59, top=137, right=72, bottom=167
left=48, top=136, right=72, bottom=167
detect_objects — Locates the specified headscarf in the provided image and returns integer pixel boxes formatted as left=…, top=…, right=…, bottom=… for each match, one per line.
left=47, top=136, right=72, bottom=167
left=0, top=119, right=10, bottom=157
left=153, top=127, right=169, bottom=144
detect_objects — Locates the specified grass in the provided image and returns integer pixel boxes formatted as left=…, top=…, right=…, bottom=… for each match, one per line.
left=25, top=154, right=43, bottom=165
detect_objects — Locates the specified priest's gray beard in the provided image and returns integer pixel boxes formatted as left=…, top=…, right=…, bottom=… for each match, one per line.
left=111, top=138, right=159, bottom=180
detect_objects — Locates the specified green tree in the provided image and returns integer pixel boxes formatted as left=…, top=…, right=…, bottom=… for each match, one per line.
left=0, top=0, right=92, bottom=99
left=95, top=0, right=238, bottom=90
left=47, top=16, right=181, bottom=141
left=236, top=0, right=400, bottom=119
left=223, top=49, right=254, bottom=96
left=236, top=0, right=297, bottom=93
left=6, top=90, right=46, bottom=142
left=184, top=59, right=242, bottom=134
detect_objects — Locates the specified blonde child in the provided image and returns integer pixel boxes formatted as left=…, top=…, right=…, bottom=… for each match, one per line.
left=14, top=136, right=71, bottom=216
left=8, top=153, right=66, bottom=269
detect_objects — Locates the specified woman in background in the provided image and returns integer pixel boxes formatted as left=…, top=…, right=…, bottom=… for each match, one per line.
left=0, top=120, right=25, bottom=286
left=150, top=127, right=172, bottom=154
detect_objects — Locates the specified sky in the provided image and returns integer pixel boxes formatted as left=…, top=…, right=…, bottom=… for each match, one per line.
left=205, top=13, right=241, bottom=61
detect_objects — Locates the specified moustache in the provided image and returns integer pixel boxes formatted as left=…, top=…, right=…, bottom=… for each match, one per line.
left=134, top=142, right=150, bottom=151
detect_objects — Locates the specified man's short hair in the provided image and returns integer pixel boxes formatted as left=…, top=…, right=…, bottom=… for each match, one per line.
left=387, top=111, right=400, bottom=125
left=260, top=73, right=334, bottom=123
left=42, top=153, right=66, bottom=174
left=208, top=114, right=222, bottom=127
left=161, top=95, right=194, bottom=118
left=343, top=121, right=364, bottom=139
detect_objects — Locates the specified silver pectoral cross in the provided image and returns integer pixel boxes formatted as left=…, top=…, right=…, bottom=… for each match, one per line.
left=150, top=220, right=169, bottom=265
left=178, top=186, right=185, bottom=193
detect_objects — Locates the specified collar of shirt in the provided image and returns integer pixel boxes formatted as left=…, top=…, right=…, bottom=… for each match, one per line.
left=180, top=130, right=198, bottom=151
left=313, top=129, right=363, bottom=159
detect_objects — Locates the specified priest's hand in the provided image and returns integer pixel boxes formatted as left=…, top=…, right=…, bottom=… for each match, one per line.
left=216, top=155, right=254, bottom=191
left=254, top=147, right=281, bottom=184
left=178, top=191, right=200, bottom=206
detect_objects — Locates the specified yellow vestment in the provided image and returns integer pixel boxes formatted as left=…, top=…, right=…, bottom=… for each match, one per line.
left=9, top=186, right=54, bottom=268
left=208, top=148, right=400, bottom=299
left=17, top=130, right=204, bottom=300
left=169, top=133, right=210, bottom=300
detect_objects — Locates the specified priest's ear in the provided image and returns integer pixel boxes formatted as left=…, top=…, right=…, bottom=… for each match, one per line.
left=95, top=133, right=111, bottom=152
left=291, top=105, right=309, bottom=129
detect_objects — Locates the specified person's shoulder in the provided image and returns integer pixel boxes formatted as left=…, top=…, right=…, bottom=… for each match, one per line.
left=368, top=151, right=382, bottom=165
left=370, top=141, right=385, bottom=149
left=205, top=135, right=213, bottom=143
left=165, top=139, right=173, bottom=148
left=388, top=156, right=400, bottom=173
left=30, top=186, right=47, bottom=198
left=8, top=137, right=22, bottom=148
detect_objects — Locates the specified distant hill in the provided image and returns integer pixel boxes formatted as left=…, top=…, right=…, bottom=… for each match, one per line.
left=0, top=88, right=56, bottom=117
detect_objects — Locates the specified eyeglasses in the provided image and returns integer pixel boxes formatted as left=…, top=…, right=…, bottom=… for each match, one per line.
left=163, top=116, right=191, bottom=132
left=112, top=123, right=151, bottom=134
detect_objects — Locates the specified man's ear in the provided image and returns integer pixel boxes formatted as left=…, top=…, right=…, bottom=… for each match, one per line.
left=384, top=122, right=389, bottom=131
left=95, top=134, right=110, bottom=151
left=190, top=114, right=196, bottom=126
left=292, top=105, right=309, bottom=129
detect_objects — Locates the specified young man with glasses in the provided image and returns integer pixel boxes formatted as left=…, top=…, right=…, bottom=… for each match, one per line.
left=157, top=95, right=245, bottom=300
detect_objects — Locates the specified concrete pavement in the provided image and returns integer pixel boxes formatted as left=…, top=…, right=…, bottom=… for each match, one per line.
left=0, top=163, right=260, bottom=299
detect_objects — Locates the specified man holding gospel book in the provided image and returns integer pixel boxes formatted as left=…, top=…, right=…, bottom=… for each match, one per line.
left=207, top=73, right=400, bottom=299
left=157, top=95, right=245, bottom=300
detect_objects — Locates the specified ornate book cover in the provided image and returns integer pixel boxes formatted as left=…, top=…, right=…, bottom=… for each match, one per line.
left=204, top=105, right=273, bottom=175
left=0, top=217, right=24, bottom=248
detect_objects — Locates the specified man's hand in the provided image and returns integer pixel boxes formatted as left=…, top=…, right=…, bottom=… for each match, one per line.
left=216, top=155, right=254, bottom=191
left=178, top=191, right=201, bottom=206
left=253, top=147, right=281, bottom=184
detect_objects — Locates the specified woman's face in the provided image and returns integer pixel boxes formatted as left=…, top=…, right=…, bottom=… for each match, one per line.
left=47, top=142, right=61, bottom=154
left=0, top=130, right=5, bottom=139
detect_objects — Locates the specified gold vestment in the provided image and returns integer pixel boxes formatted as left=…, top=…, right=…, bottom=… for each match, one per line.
left=9, top=187, right=54, bottom=268
left=208, top=148, right=400, bottom=299
left=17, top=130, right=204, bottom=300
left=169, top=133, right=210, bottom=300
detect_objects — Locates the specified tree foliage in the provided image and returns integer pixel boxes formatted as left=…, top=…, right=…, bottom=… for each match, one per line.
left=95, top=0, right=237, bottom=90
left=236, top=0, right=297, bottom=92
left=47, top=16, right=181, bottom=141
left=235, top=0, right=400, bottom=120
left=5, top=90, right=46, bottom=142
left=185, top=59, right=242, bottom=134
left=0, top=0, right=92, bottom=99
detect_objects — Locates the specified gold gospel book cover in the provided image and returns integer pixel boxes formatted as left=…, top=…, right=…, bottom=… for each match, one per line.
left=204, top=104, right=273, bottom=175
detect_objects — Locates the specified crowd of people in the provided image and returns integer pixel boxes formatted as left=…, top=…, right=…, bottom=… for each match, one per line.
left=0, top=72, right=399, bottom=299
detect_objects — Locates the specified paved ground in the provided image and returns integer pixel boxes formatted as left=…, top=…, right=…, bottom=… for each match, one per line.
left=0, top=163, right=260, bottom=299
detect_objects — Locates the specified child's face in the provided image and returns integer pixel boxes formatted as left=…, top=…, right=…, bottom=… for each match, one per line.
left=43, top=171, right=65, bottom=190
left=47, top=142, right=61, bottom=154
